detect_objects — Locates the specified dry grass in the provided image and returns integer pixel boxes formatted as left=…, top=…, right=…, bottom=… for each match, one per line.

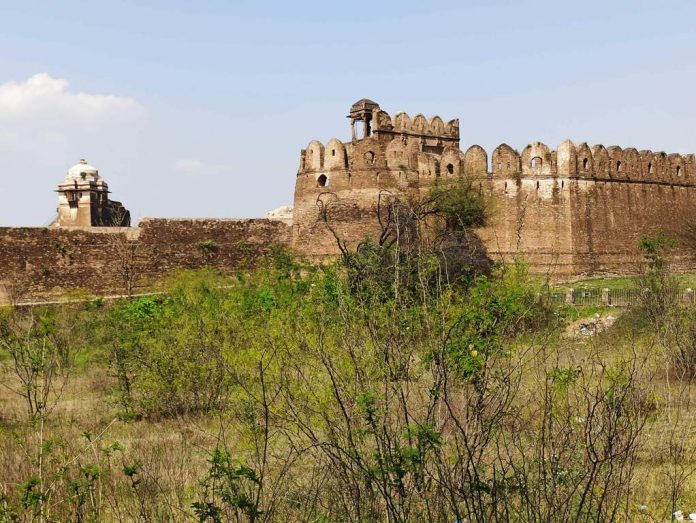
left=0, top=365, right=217, bottom=521
left=4, top=308, right=696, bottom=521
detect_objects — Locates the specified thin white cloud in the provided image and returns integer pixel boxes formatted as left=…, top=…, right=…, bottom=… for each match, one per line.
left=0, top=73, right=144, bottom=123
left=172, top=158, right=223, bottom=176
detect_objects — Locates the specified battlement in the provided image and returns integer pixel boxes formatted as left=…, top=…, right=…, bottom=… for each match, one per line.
left=345, top=99, right=459, bottom=151
left=298, top=100, right=695, bottom=187
left=490, top=140, right=696, bottom=184
left=298, top=136, right=695, bottom=186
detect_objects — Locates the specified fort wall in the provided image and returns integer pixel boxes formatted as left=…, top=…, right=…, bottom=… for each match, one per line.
left=0, top=219, right=291, bottom=303
left=2, top=100, right=695, bottom=302
left=293, top=110, right=696, bottom=278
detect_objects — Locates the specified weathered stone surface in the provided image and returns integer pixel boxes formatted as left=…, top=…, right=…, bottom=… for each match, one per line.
left=292, top=102, right=696, bottom=279
left=0, top=219, right=291, bottom=302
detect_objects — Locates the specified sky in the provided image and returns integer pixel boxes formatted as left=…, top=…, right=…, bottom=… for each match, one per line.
left=1, top=0, right=695, bottom=226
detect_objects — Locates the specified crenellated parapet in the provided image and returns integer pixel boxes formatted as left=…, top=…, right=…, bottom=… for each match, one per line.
left=487, top=141, right=696, bottom=184
left=298, top=133, right=696, bottom=189
left=346, top=99, right=459, bottom=150
left=300, top=134, right=695, bottom=182
left=293, top=100, right=696, bottom=267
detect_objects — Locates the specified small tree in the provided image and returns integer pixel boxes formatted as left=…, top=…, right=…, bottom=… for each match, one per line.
left=635, top=231, right=679, bottom=326
left=197, top=239, right=220, bottom=265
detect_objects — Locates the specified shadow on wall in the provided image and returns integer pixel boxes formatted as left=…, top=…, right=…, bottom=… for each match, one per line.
left=439, top=230, right=493, bottom=280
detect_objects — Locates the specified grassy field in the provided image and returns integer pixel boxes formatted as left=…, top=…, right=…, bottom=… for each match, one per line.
left=2, top=263, right=696, bottom=522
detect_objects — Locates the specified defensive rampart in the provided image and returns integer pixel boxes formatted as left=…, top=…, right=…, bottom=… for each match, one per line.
left=2, top=100, right=695, bottom=301
left=293, top=117, right=696, bottom=278
left=0, top=218, right=291, bottom=303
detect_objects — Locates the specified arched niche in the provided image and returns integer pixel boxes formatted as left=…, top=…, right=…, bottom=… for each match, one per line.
left=463, top=145, right=488, bottom=176
left=521, top=142, right=552, bottom=176
left=305, top=140, right=324, bottom=171
left=393, top=112, right=411, bottom=132
left=412, top=114, right=428, bottom=134
left=668, top=153, right=685, bottom=180
left=591, top=145, right=610, bottom=177
left=576, top=142, right=593, bottom=176
left=385, top=139, right=409, bottom=169
left=445, top=119, right=459, bottom=137
left=639, top=150, right=654, bottom=177
left=492, top=143, right=521, bottom=177
left=653, top=152, right=668, bottom=180
left=684, top=154, right=696, bottom=178
left=324, top=138, right=348, bottom=170
left=623, top=148, right=640, bottom=178
left=429, top=116, right=445, bottom=136
left=607, top=146, right=624, bottom=179
left=441, top=146, right=462, bottom=176
left=557, top=139, right=578, bottom=175
left=416, top=152, right=440, bottom=178
left=349, top=137, right=386, bottom=170
left=374, top=110, right=392, bottom=131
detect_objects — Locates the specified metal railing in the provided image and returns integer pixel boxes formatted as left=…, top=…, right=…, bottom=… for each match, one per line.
left=549, top=287, right=695, bottom=308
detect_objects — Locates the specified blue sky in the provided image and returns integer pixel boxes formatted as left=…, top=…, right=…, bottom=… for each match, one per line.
left=1, top=0, right=695, bottom=225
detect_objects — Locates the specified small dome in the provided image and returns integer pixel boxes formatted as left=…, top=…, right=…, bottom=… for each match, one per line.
left=350, top=98, right=380, bottom=114
left=67, top=159, right=99, bottom=180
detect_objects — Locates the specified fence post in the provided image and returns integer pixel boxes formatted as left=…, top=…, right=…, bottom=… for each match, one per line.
left=565, top=288, right=575, bottom=305
left=684, top=288, right=694, bottom=307
left=601, top=288, right=610, bottom=306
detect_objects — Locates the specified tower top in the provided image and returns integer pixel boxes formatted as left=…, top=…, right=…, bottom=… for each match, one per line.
left=66, top=158, right=99, bottom=181
left=349, top=98, right=380, bottom=114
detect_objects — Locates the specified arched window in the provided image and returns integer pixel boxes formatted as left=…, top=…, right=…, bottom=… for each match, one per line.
left=530, top=157, right=542, bottom=169
left=364, top=151, right=375, bottom=164
left=677, top=166, right=682, bottom=177
left=446, top=163, right=454, bottom=175
left=582, top=158, right=589, bottom=170
left=616, top=161, right=622, bottom=172
left=317, top=174, right=328, bottom=187
left=648, top=162, right=654, bottom=175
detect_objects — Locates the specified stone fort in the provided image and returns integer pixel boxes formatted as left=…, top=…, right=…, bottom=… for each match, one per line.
left=1, top=99, right=695, bottom=302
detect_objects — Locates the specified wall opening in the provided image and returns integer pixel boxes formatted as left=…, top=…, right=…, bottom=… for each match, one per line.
left=530, top=157, right=542, bottom=169
left=332, top=149, right=336, bottom=157
left=648, top=162, right=654, bottom=175
left=353, top=120, right=367, bottom=140
left=446, top=163, right=454, bottom=174
left=677, top=166, right=682, bottom=177
left=364, top=151, right=375, bottom=164
left=317, top=174, right=328, bottom=187
left=582, top=158, right=589, bottom=170
left=616, top=161, right=622, bottom=172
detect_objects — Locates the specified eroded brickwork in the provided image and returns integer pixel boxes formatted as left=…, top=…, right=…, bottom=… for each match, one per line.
left=0, top=219, right=291, bottom=302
